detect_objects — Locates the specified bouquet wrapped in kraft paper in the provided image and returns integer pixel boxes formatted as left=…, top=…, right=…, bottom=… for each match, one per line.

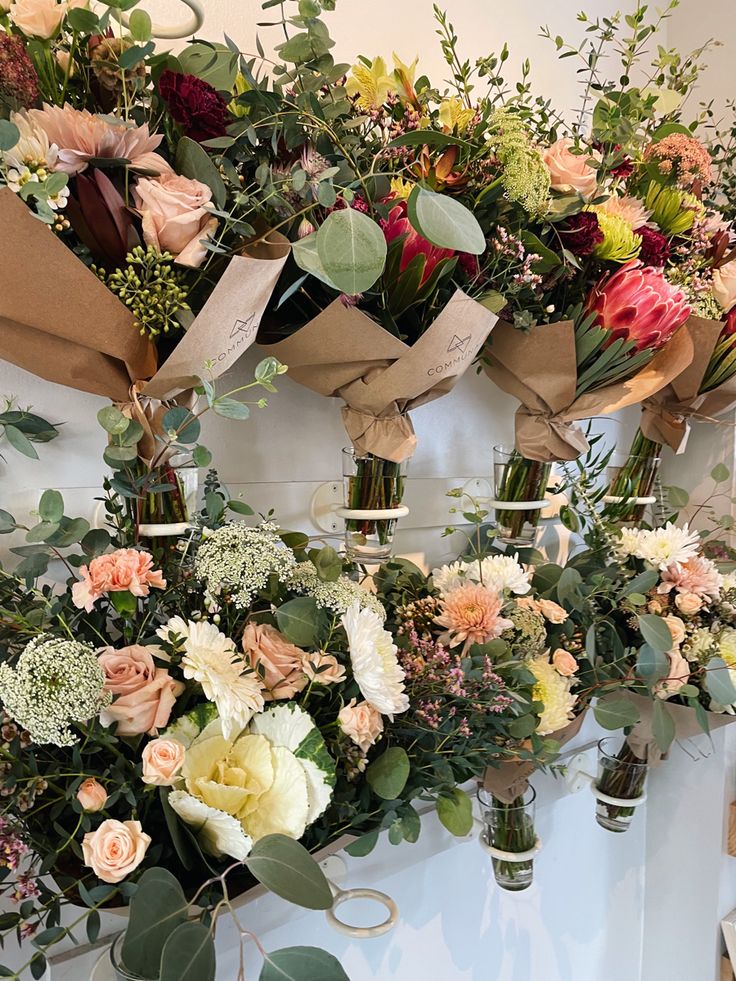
left=623, top=693, right=736, bottom=767
left=483, top=316, right=694, bottom=464
left=481, top=711, right=587, bottom=804
left=0, top=189, right=289, bottom=411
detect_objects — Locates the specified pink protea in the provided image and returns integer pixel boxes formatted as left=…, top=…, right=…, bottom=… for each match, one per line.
left=434, top=583, right=513, bottom=654
left=657, top=555, right=723, bottom=601
left=381, top=200, right=455, bottom=287
left=585, top=260, right=691, bottom=352
left=72, top=549, right=166, bottom=612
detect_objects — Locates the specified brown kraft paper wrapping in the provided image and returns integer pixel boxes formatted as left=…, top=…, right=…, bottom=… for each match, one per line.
left=480, top=710, right=587, bottom=804
left=482, top=318, right=694, bottom=463
left=259, top=288, right=498, bottom=463
left=0, top=188, right=290, bottom=413
left=622, top=692, right=736, bottom=766
left=640, top=315, right=736, bottom=452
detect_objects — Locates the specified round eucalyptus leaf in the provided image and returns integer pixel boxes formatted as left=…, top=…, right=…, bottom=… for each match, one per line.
left=316, top=209, right=387, bottom=295
left=407, top=185, right=485, bottom=254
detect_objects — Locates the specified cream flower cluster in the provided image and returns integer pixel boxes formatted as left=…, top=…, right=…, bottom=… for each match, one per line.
left=193, top=522, right=296, bottom=609
left=287, top=562, right=387, bottom=620
left=0, top=637, right=111, bottom=746
left=157, top=617, right=263, bottom=739
left=431, top=554, right=531, bottom=597
left=617, top=522, right=700, bottom=570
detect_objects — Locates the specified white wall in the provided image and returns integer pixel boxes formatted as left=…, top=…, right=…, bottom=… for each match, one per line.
left=4, top=2, right=736, bottom=980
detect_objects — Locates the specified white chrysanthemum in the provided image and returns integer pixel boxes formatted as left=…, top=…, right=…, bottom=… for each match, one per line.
left=0, top=637, right=110, bottom=747
left=168, top=791, right=253, bottom=860
left=617, top=522, right=700, bottom=570
left=616, top=526, right=643, bottom=560
left=287, top=563, right=386, bottom=620
left=472, top=555, right=532, bottom=595
left=718, top=627, right=736, bottom=669
left=431, top=561, right=467, bottom=596
left=342, top=602, right=408, bottom=718
left=193, top=522, right=296, bottom=609
left=529, top=656, right=577, bottom=736
left=177, top=619, right=264, bottom=739
left=722, top=572, right=736, bottom=593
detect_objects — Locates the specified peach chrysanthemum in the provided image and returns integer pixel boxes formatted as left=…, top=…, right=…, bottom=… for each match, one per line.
left=657, top=555, right=723, bottom=601
left=597, top=194, right=650, bottom=230
left=435, top=583, right=513, bottom=654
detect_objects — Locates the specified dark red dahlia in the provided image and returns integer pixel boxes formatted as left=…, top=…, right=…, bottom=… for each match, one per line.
left=636, top=226, right=670, bottom=267
left=559, top=212, right=604, bottom=257
left=0, top=34, right=40, bottom=110
left=158, top=70, right=229, bottom=143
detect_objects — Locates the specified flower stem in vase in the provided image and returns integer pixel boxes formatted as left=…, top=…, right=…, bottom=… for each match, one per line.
left=595, top=738, right=648, bottom=833
left=479, top=786, right=537, bottom=891
left=604, top=429, right=662, bottom=524
left=493, top=445, right=551, bottom=546
left=343, top=449, right=407, bottom=561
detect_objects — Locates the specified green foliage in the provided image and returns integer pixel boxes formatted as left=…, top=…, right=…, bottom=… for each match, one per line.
left=245, top=835, right=333, bottom=910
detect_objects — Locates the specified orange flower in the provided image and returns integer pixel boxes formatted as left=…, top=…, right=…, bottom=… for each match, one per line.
left=72, top=549, right=166, bottom=612
left=435, top=583, right=513, bottom=654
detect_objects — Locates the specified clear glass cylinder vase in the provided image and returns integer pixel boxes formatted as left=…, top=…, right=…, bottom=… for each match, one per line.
left=492, top=444, right=551, bottom=546
left=342, top=448, right=407, bottom=563
left=478, top=785, right=537, bottom=891
left=603, top=429, right=662, bottom=524
left=110, top=932, right=154, bottom=981
left=594, top=736, right=648, bottom=834
left=130, top=452, right=199, bottom=540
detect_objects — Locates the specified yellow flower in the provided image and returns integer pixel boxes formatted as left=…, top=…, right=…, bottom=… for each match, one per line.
left=529, top=656, right=577, bottom=736
left=346, top=56, right=394, bottom=111
left=591, top=209, right=642, bottom=263
left=389, top=176, right=414, bottom=199
left=438, top=97, right=474, bottom=134
left=391, top=53, right=419, bottom=104
left=229, top=72, right=250, bottom=119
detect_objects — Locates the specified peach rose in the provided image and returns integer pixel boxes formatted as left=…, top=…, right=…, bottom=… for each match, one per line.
left=82, top=819, right=150, bottom=883
left=10, top=0, right=64, bottom=37
left=712, top=259, right=736, bottom=314
left=141, top=738, right=185, bottom=786
left=338, top=698, right=383, bottom=754
left=675, top=592, right=703, bottom=615
left=242, top=623, right=308, bottom=700
left=663, top=614, right=686, bottom=648
left=302, top=651, right=347, bottom=686
left=72, top=549, right=166, bottom=612
left=99, top=646, right=183, bottom=737
left=655, top=648, right=690, bottom=699
left=133, top=173, right=218, bottom=269
left=542, top=138, right=601, bottom=198
left=76, top=778, right=107, bottom=813
left=537, top=599, right=568, bottom=624
left=552, top=648, right=578, bottom=677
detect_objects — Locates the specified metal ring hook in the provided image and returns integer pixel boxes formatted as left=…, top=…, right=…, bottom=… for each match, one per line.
left=325, top=885, right=398, bottom=939
left=110, top=0, right=205, bottom=40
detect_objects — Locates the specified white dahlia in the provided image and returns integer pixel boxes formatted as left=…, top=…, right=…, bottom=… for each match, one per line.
left=529, top=656, right=577, bottom=736
left=342, top=602, right=409, bottom=718
left=473, top=554, right=532, bottom=595
left=431, top=561, right=467, bottom=596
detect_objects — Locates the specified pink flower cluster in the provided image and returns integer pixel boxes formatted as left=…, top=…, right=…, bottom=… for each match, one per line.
left=644, top=134, right=712, bottom=187
left=72, top=549, right=166, bottom=612
left=0, top=817, right=29, bottom=873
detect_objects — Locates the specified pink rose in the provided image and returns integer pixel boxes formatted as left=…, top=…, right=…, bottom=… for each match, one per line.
left=542, top=138, right=601, bottom=198
left=552, top=648, right=578, bottom=677
left=76, top=778, right=107, bottom=813
left=133, top=172, right=218, bottom=268
left=72, top=549, right=166, bottom=612
left=675, top=592, right=702, bottom=615
left=99, top=646, right=183, bottom=737
left=242, top=623, right=308, bottom=701
left=663, top=614, right=686, bottom=648
left=82, top=819, right=150, bottom=883
left=338, top=698, right=384, bottom=754
left=655, top=648, right=690, bottom=699
left=537, top=599, right=568, bottom=624
left=141, top=738, right=185, bottom=786
left=712, top=259, right=736, bottom=314
left=302, top=651, right=347, bottom=686
left=10, top=0, right=64, bottom=38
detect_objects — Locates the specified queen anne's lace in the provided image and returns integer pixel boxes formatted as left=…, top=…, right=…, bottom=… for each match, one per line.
left=287, top=563, right=386, bottom=620
left=0, top=637, right=110, bottom=747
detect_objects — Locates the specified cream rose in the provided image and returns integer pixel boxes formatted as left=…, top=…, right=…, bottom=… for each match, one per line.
left=675, top=592, right=702, bottom=616
left=542, top=137, right=600, bottom=198
left=537, top=599, right=568, bottom=624
left=663, top=614, right=686, bottom=647
left=82, top=819, right=150, bottom=883
left=99, top=645, right=183, bottom=737
left=712, top=259, right=736, bottom=314
left=303, top=651, right=347, bottom=686
left=338, top=698, right=384, bottom=754
left=142, top=738, right=186, bottom=786
left=132, top=172, right=218, bottom=268
left=552, top=648, right=578, bottom=677
left=9, top=0, right=64, bottom=37
left=242, top=623, right=308, bottom=701
left=76, top=778, right=107, bottom=813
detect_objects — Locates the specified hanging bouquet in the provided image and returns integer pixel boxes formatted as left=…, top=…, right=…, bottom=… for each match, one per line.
left=0, top=0, right=293, bottom=536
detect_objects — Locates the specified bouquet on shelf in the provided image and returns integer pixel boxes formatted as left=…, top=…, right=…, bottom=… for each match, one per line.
left=0, top=0, right=292, bottom=536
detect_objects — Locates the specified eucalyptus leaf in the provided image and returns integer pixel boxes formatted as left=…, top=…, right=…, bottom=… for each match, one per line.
left=38, top=489, right=64, bottom=524
left=636, top=643, right=669, bottom=684
left=407, top=185, right=485, bottom=254
left=160, top=922, right=215, bottom=981
left=5, top=425, right=38, bottom=459
left=0, top=120, right=20, bottom=153
left=652, top=699, right=675, bottom=753
left=97, top=405, right=129, bottom=436
left=175, top=137, right=226, bottom=209
left=637, top=614, right=673, bottom=654
left=704, top=657, right=736, bottom=706
left=275, top=596, right=319, bottom=646
left=245, top=835, right=333, bottom=910
left=128, top=8, right=152, bottom=41
left=121, top=868, right=188, bottom=978
left=344, top=830, right=379, bottom=857
left=436, top=789, right=473, bottom=836
left=259, top=947, right=349, bottom=981
left=316, top=209, right=387, bottom=294
left=593, top=697, right=640, bottom=730
left=366, top=746, right=410, bottom=800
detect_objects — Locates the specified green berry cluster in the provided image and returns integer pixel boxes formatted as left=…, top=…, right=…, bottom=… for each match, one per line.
left=95, top=246, right=191, bottom=338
